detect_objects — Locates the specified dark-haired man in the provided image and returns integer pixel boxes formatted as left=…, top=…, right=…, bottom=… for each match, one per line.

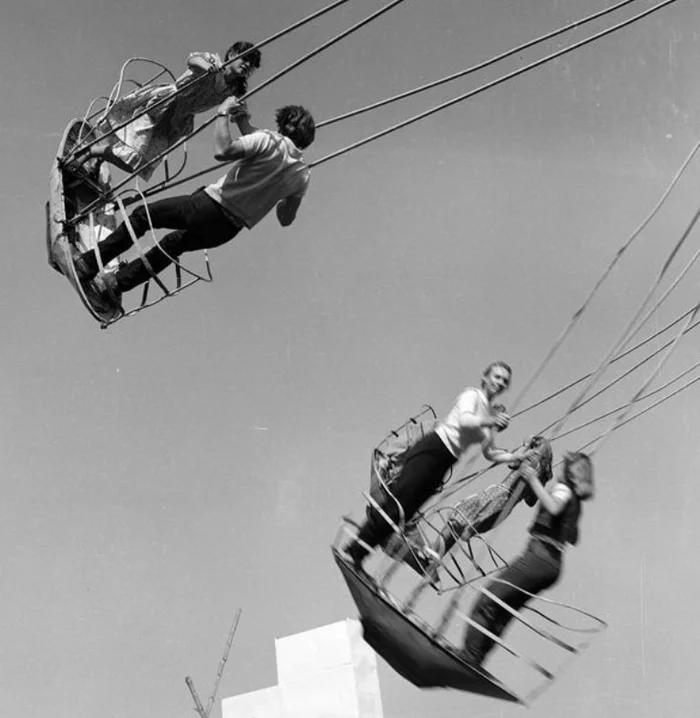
left=74, top=96, right=315, bottom=306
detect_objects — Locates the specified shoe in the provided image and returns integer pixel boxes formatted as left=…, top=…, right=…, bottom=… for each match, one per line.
left=81, top=271, right=122, bottom=315
left=73, top=253, right=96, bottom=282
left=403, top=546, right=440, bottom=583
left=342, top=541, right=369, bottom=570
left=96, top=271, right=123, bottom=307
left=62, top=155, right=105, bottom=192
left=418, top=548, right=441, bottom=583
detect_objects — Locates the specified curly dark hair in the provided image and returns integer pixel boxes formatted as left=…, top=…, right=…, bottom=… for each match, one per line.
left=225, top=41, right=261, bottom=70
left=275, top=105, right=316, bottom=149
left=223, top=41, right=261, bottom=98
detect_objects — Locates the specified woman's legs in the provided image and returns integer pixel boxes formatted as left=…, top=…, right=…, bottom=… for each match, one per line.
left=462, top=540, right=562, bottom=665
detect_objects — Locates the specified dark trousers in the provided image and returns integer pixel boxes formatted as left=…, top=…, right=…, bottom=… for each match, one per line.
left=463, top=537, right=563, bottom=663
left=356, top=432, right=456, bottom=549
left=85, top=189, right=242, bottom=291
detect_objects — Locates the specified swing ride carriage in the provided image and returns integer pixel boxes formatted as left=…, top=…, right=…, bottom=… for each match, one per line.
left=44, top=0, right=700, bottom=708
left=332, top=407, right=607, bottom=705
left=46, top=58, right=214, bottom=328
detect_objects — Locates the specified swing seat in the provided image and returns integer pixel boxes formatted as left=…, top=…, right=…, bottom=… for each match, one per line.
left=47, top=119, right=123, bottom=325
left=333, top=549, right=521, bottom=702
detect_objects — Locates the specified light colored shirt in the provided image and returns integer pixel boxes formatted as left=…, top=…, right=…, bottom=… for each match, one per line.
left=549, top=481, right=573, bottom=505
left=435, top=387, right=493, bottom=459
left=530, top=482, right=574, bottom=551
left=205, top=130, right=310, bottom=228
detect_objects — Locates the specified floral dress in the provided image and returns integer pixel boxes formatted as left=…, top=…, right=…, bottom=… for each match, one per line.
left=97, top=52, right=245, bottom=180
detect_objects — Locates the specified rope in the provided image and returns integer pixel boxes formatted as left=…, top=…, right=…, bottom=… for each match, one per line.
left=547, top=201, right=700, bottom=440
left=586, top=298, right=700, bottom=456
left=577, top=372, right=700, bottom=453
left=536, top=308, right=700, bottom=437
left=546, top=320, right=699, bottom=430
left=515, top=307, right=699, bottom=418
left=309, top=0, right=683, bottom=168
left=316, top=0, right=644, bottom=129
left=621, top=238, right=700, bottom=351
left=511, top=139, right=700, bottom=415
left=555, top=362, right=700, bottom=441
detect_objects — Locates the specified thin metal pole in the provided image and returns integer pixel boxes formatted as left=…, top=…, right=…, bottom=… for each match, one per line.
left=185, top=676, right=207, bottom=718
left=205, top=609, right=243, bottom=717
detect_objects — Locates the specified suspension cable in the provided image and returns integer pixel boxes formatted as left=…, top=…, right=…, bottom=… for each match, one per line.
left=510, top=139, right=700, bottom=415
left=556, top=361, right=700, bottom=441
left=309, top=0, right=683, bottom=168
left=70, top=0, right=411, bottom=223
left=539, top=312, right=700, bottom=436
left=515, top=306, right=699, bottom=418
left=578, top=372, right=700, bottom=453
left=620, top=233, right=700, bottom=351
left=64, top=0, right=356, bottom=166
left=316, top=0, right=644, bottom=129
left=123, top=0, right=684, bottom=204
left=546, top=200, right=700, bottom=440
left=585, top=296, right=700, bottom=455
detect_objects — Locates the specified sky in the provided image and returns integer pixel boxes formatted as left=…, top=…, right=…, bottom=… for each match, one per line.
left=2, top=0, right=700, bottom=716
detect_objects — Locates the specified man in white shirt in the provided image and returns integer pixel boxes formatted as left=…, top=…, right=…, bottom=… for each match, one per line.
left=345, top=362, right=531, bottom=568
left=74, top=96, right=314, bottom=306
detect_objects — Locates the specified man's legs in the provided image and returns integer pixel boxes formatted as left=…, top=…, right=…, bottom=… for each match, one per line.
left=77, top=189, right=235, bottom=278
left=346, top=433, right=455, bottom=567
left=461, top=540, right=561, bottom=665
left=114, top=222, right=239, bottom=292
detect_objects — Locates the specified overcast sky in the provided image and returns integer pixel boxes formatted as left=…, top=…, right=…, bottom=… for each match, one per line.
left=2, top=1, right=700, bottom=716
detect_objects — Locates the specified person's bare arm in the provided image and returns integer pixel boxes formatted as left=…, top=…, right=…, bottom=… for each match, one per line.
left=482, top=437, right=528, bottom=465
left=520, top=464, right=568, bottom=515
left=232, top=103, right=259, bottom=136
left=213, top=98, right=247, bottom=161
left=276, top=196, right=303, bottom=226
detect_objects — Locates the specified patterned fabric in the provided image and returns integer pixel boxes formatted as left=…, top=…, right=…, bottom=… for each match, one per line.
left=448, top=436, right=553, bottom=539
left=97, top=52, right=243, bottom=180
left=449, top=474, right=519, bottom=538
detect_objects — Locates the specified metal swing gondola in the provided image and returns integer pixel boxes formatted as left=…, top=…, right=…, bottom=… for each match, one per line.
left=46, top=58, right=213, bottom=328
left=333, top=409, right=607, bottom=705
left=332, top=546, right=521, bottom=702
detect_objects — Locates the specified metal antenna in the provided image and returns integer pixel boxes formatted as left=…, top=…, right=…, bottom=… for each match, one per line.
left=185, top=609, right=243, bottom=718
